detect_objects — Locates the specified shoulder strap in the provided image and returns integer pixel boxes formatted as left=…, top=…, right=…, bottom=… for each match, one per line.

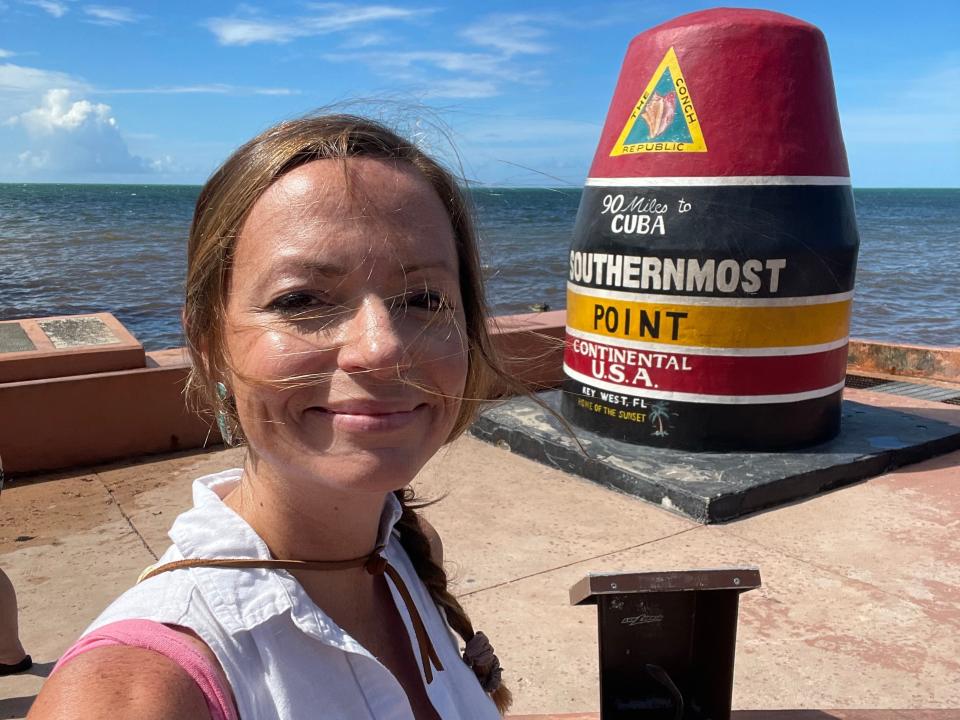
left=138, top=550, right=444, bottom=683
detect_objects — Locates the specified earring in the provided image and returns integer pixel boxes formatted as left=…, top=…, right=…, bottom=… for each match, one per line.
left=215, top=382, right=234, bottom=446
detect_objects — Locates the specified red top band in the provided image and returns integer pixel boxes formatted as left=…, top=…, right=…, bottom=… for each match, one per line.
left=589, top=8, right=850, bottom=179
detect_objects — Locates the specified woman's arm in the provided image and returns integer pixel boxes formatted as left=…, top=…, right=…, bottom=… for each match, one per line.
left=28, top=645, right=213, bottom=720
left=29, top=622, right=235, bottom=720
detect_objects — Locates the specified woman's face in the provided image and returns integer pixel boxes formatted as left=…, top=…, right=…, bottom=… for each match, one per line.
left=222, top=157, right=469, bottom=494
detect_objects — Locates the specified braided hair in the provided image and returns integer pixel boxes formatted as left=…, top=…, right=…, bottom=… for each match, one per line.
left=394, top=488, right=512, bottom=714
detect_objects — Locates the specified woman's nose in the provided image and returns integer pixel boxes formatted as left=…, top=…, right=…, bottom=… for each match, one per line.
left=337, top=295, right=410, bottom=377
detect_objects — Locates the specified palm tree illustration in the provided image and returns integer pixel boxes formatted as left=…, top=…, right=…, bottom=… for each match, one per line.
left=649, top=402, right=671, bottom=437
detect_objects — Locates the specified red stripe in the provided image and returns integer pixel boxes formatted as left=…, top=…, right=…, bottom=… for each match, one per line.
left=564, top=334, right=847, bottom=396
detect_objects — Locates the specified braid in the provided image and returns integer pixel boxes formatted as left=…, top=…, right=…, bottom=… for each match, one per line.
left=393, top=488, right=513, bottom=715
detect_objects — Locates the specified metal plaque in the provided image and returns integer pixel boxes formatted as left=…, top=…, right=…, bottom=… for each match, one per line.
left=38, top=317, right=119, bottom=349
left=0, top=323, right=36, bottom=353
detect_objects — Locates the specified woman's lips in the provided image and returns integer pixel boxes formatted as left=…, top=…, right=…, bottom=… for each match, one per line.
left=306, top=403, right=428, bottom=432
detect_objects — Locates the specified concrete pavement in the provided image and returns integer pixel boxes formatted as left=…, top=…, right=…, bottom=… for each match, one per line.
left=1, top=387, right=958, bottom=718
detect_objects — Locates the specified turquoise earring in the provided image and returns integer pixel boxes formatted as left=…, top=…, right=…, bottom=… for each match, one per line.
left=215, top=382, right=234, bottom=446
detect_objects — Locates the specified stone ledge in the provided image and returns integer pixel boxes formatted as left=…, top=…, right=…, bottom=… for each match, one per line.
left=0, top=312, right=144, bottom=383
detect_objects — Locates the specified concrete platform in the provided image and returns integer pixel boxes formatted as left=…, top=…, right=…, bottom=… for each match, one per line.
left=470, top=390, right=960, bottom=522
left=1, top=387, right=958, bottom=717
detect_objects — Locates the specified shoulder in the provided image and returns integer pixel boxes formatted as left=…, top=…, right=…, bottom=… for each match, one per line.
left=30, top=621, right=236, bottom=720
left=29, top=643, right=212, bottom=720
left=88, top=560, right=198, bottom=631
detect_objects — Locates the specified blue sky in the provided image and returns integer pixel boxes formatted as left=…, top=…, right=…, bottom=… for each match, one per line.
left=1, top=0, right=957, bottom=187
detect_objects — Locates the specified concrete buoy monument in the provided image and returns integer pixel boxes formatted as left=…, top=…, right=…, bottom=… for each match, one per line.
left=561, top=8, right=859, bottom=450
left=471, top=8, right=960, bottom=523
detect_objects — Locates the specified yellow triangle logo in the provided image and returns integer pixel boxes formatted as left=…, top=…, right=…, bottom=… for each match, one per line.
left=611, top=47, right=707, bottom=156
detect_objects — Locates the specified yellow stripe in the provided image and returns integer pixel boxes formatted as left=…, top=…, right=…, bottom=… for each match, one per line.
left=568, top=288, right=851, bottom=348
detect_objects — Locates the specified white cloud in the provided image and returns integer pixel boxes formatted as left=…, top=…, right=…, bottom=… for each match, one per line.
left=206, top=18, right=294, bottom=45
left=325, top=50, right=501, bottom=76
left=6, top=88, right=151, bottom=175
left=13, top=88, right=114, bottom=133
left=323, top=46, right=542, bottom=99
left=841, top=56, right=960, bottom=145
left=24, top=0, right=67, bottom=17
left=205, top=5, right=426, bottom=46
left=320, top=11, right=557, bottom=100
left=340, top=32, right=388, bottom=49
left=421, top=79, right=499, bottom=99
left=0, top=49, right=15, bottom=58
left=148, top=154, right=183, bottom=173
left=903, top=60, right=960, bottom=108
left=465, top=117, right=602, bottom=145
left=460, top=14, right=550, bottom=56
left=100, top=83, right=299, bottom=96
left=0, top=62, right=90, bottom=117
left=83, top=5, right=140, bottom=25
left=0, top=62, right=84, bottom=93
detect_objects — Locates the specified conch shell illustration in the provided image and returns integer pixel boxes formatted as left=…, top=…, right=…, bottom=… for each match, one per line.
left=640, top=91, right=676, bottom=139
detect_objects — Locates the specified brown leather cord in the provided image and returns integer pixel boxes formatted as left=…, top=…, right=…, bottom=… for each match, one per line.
left=137, top=546, right=444, bottom=684
left=138, top=556, right=370, bottom=580
left=380, top=562, right=443, bottom=683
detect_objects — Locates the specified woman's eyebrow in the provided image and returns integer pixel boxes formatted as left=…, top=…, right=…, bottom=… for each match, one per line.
left=301, top=260, right=352, bottom=277
left=262, top=258, right=456, bottom=285
left=264, top=260, right=353, bottom=279
left=299, top=259, right=456, bottom=277
left=401, top=259, right=457, bottom=275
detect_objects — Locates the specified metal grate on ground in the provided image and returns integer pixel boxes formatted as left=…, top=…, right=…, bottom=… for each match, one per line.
left=868, top=381, right=960, bottom=403
left=845, top=374, right=890, bottom=390
left=846, top=375, right=960, bottom=405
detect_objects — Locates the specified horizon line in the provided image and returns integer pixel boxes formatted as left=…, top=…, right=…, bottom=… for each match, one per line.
left=1, top=181, right=958, bottom=191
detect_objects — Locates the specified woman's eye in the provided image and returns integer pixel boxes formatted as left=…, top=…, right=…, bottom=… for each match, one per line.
left=404, top=291, right=451, bottom=312
left=267, top=292, right=328, bottom=316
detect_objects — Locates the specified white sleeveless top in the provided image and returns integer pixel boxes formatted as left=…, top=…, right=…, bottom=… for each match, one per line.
left=86, top=469, right=500, bottom=720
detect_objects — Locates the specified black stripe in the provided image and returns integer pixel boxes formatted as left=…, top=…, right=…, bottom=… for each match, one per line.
left=561, top=379, right=842, bottom=451
left=569, top=184, right=859, bottom=297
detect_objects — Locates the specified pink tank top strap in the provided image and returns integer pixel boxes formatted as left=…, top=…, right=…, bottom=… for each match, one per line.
left=54, top=619, right=238, bottom=720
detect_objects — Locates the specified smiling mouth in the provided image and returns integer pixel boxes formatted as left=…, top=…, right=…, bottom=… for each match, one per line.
left=306, top=403, right=428, bottom=432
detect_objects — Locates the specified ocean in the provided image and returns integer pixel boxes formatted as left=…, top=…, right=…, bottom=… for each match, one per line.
left=0, top=184, right=957, bottom=351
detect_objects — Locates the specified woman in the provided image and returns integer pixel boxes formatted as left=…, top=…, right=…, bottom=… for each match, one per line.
left=29, top=115, right=511, bottom=719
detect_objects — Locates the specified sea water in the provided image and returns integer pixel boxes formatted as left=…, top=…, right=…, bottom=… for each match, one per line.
left=0, top=184, right=957, bottom=350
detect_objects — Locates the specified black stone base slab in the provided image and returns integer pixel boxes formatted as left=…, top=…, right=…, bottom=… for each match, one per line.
left=469, top=390, right=960, bottom=523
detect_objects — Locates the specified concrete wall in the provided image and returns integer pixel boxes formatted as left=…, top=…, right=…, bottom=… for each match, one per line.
left=2, top=309, right=957, bottom=475
left=0, top=349, right=211, bottom=474
left=0, top=313, right=568, bottom=475
left=848, top=339, right=960, bottom=384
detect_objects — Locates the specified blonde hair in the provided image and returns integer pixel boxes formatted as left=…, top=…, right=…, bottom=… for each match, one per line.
left=183, top=113, right=512, bottom=713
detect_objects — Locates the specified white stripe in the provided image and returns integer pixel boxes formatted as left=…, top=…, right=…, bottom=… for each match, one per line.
left=564, top=326, right=850, bottom=357
left=563, top=366, right=846, bottom=404
left=568, top=282, right=853, bottom=307
left=585, top=176, right=851, bottom=187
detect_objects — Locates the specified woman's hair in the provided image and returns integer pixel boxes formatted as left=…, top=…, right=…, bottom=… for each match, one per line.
left=183, top=113, right=511, bottom=713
